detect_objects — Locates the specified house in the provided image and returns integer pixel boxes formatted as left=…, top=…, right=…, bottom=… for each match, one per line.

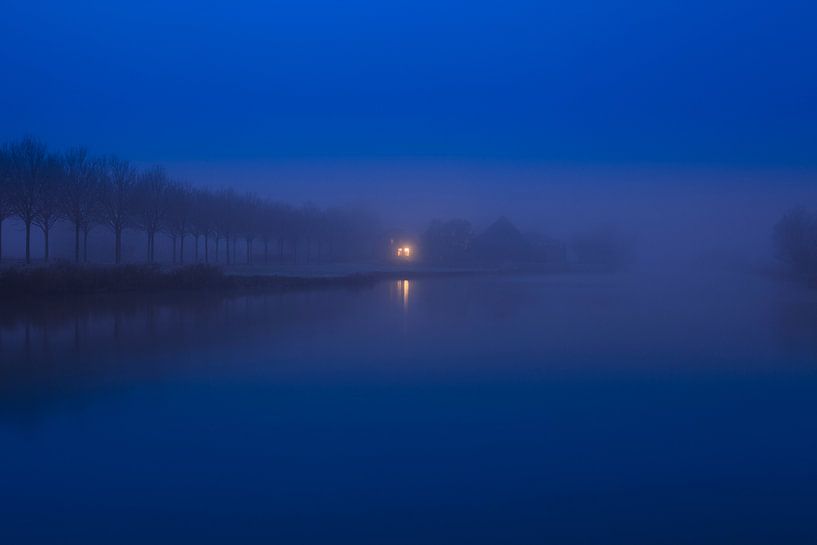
left=472, top=217, right=532, bottom=264
left=472, top=217, right=566, bottom=265
left=383, top=230, right=418, bottom=261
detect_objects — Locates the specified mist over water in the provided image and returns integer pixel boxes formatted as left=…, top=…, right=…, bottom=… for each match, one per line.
left=3, top=1, right=817, bottom=542
left=2, top=272, right=817, bottom=544
left=3, top=161, right=815, bottom=269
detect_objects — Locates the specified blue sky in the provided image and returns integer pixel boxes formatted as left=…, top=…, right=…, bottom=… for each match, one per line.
left=2, top=0, right=815, bottom=164
left=1, top=0, right=816, bottom=247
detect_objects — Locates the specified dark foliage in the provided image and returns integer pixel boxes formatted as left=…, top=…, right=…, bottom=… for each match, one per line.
left=421, top=219, right=475, bottom=264
left=472, top=217, right=532, bottom=264
left=773, top=208, right=817, bottom=277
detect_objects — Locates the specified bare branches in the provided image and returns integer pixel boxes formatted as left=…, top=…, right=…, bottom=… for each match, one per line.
left=61, top=147, right=100, bottom=262
left=98, top=156, right=136, bottom=264
left=0, top=135, right=383, bottom=266
left=7, top=136, right=50, bottom=263
left=0, top=144, right=11, bottom=261
left=134, top=166, right=170, bottom=263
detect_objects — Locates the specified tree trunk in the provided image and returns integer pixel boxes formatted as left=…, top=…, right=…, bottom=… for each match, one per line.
left=25, top=220, right=31, bottom=264
left=246, top=238, right=252, bottom=265
left=0, top=218, right=3, bottom=262
left=75, top=223, right=81, bottom=263
left=180, top=234, right=185, bottom=264
left=278, top=237, right=284, bottom=262
left=205, top=235, right=209, bottom=263
left=194, top=235, right=199, bottom=262
left=226, top=236, right=230, bottom=265
left=215, top=236, right=220, bottom=263
left=264, top=239, right=269, bottom=264
left=83, top=229, right=89, bottom=262
left=43, top=228, right=50, bottom=263
left=171, top=235, right=177, bottom=264
left=115, top=227, right=122, bottom=265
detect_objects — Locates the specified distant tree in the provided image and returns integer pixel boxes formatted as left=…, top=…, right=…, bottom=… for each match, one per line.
left=98, top=156, right=136, bottom=264
left=192, top=189, right=215, bottom=263
left=61, top=148, right=99, bottom=262
left=422, top=219, right=474, bottom=264
left=0, top=145, right=10, bottom=261
left=0, top=135, right=391, bottom=267
left=81, top=160, right=106, bottom=262
left=255, top=200, right=283, bottom=265
left=164, top=182, right=193, bottom=264
left=240, top=194, right=262, bottom=265
left=471, top=217, right=532, bottom=264
left=278, top=204, right=299, bottom=263
left=330, top=206, right=381, bottom=262
left=32, top=155, right=63, bottom=262
left=773, top=208, right=817, bottom=276
left=134, top=166, right=170, bottom=263
left=8, top=137, right=50, bottom=264
left=213, top=188, right=239, bottom=265
left=300, top=203, right=321, bottom=263
left=187, top=188, right=215, bottom=264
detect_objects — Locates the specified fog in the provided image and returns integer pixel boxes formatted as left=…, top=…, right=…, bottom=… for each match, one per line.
left=171, top=159, right=815, bottom=261
left=5, top=2, right=817, bottom=542
left=2, top=155, right=814, bottom=271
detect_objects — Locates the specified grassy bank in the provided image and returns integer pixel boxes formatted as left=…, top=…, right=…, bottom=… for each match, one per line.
left=0, top=263, right=485, bottom=298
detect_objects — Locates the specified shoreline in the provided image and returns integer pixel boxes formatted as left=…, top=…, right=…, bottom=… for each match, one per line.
left=0, top=263, right=489, bottom=299
left=0, top=261, right=617, bottom=299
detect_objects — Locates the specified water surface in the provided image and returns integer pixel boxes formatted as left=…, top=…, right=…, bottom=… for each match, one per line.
left=2, top=273, right=817, bottom=544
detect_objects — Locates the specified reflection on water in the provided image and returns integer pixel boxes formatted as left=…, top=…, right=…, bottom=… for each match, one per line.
left=393, top=279, right=410, bottom=309
left=2, top=273, right=817, bottom=544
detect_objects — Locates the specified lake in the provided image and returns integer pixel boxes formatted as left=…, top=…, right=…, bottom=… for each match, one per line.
left=2, top=272, right=817, bottom=544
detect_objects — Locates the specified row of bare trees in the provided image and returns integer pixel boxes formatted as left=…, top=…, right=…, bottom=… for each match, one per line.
left=0, top=136, right=380, bottom=265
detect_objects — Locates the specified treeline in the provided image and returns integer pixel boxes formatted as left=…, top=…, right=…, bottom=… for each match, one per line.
left=774, top=208, right=817, bottom=277
left=0, top=136, right=379, bottom=265
left=419, top=216, right=633, bottom=269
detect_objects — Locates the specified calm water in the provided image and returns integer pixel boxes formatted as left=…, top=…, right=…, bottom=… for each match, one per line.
left=2, top=273, right=817, bottom=544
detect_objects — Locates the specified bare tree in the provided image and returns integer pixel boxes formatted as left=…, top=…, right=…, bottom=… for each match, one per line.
left=214, top=188, right=238, bottom=265
left=61, top=148, right=99, bottom=262
left=192, top=189, right=215, bottom=264
left=32, top=154, right=63, bottom=262
left=1, top=135, right=388, bottom=268
left=98, top=156, right=136, bottom=264
left=300, top=203, right=321, bottom=263
left=164, top=182, right=193, bottom=264
left=8, top=137, right=50, bottom=264
left=134, top=166, right=170, bottom=263
left=0, top=145, right=10, bottom=262
left=241, top=194, right=262, bottom=265
left=80, top=169, right=101, bottom=263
